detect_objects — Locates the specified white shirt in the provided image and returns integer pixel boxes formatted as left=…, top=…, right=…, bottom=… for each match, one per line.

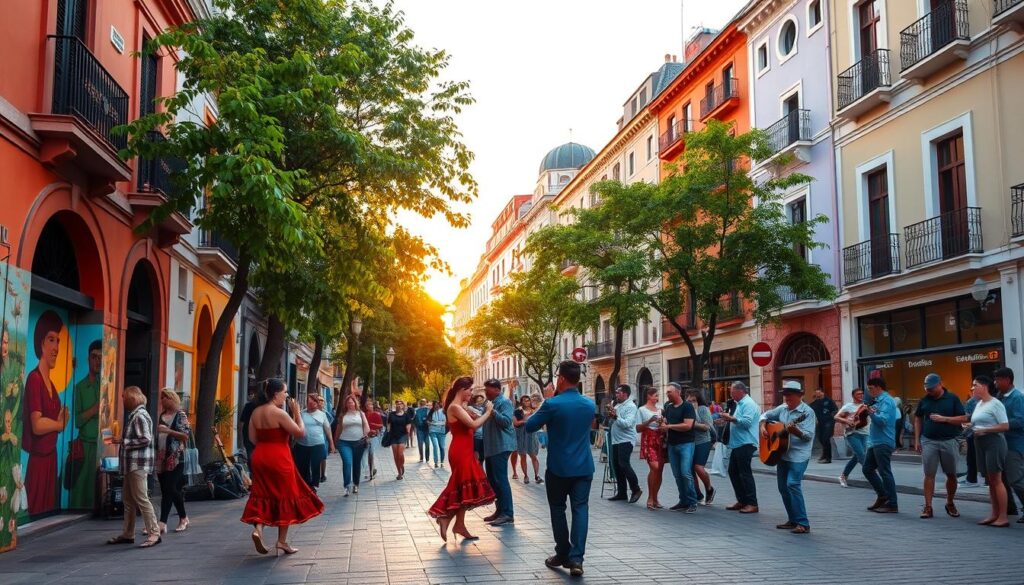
left=611, top=400, right=638, bottom=445
left=971, top=398, right=1008, bottom=431
left=838, top=401, right=869, bottom=436
left=338, top=411, right=366, bottom=442
left=637, top=406, right=662, bottom=430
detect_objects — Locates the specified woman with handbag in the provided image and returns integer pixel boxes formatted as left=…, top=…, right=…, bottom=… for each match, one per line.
left=156, top=388, right=191, bottom=533
left=335, top=395, right=370, bottom=495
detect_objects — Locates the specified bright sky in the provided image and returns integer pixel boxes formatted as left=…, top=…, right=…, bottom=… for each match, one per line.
left=390, top=0, right=749, bottom=306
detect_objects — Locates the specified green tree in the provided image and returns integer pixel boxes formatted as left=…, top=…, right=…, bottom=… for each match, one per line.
left=465, top=266, right=583, bottom=391
left=603, top=119, right=835, bottom=390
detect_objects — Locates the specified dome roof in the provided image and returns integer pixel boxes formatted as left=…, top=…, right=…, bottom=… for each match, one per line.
left=538, top=142, right=596, bottom=174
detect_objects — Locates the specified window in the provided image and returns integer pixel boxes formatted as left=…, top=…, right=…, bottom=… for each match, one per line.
left=140, top=35, right=158, bottom=117
left=667, top=115, right=676, bottom=141
left=722, top=64, right=734, bottom=95
left=646, top=135, right=654, bottom=160
left=936, top=131, right=966, bottom=214
left=858, top=0, right=881, bottom=58
left=778, top=17, right=798, bottom=60
left=177, top=265, right=188, bottom=299
left=682, top=103, right=692, bottom=131
left=628, top=152, right=635, bottom=176
left=807, top=0, right=823, bottom=34
left=756, top=42, right=769, bottom=74
left=790, top=198, right=807, bottom=259
left=612, top=163, right=621, bottom=181
left=631, top=96, right=638, bottom=118
left=639, top=88, right=648, bottom=107
left=56, top=0, right=89, bottom=41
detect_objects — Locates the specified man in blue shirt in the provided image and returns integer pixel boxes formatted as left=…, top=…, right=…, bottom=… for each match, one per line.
left=994, top=367, right=1024, bottom=522
left=414, top=399, right=431, bottom=463
left=607, top=385, right=641, bottom=503
left=718, top=381, right=761, bottom=513
left=482, top=379, right=517, bottom=526
left=759, top=380, right=816, bottom=534
left=526, top=360, right=594, bottom=578
left=863, top=377, right=899, bottom=513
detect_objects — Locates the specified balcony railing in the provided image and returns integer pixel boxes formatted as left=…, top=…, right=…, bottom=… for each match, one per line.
left=50, top=35, right=129, bottom=151
left=560, top=259, right=578, bottom=273
left=1012, top=183, right=1024, bottom=237
left=764, top=109, right=811, bottom=156
left=996, top=0, right=1024, bottom=16
left=587, top=340, right=614, bottom=359
left=843, top=234, right=901, bottom=286
left=199, top=229, right=240, bottom=264
left=699, top=78, right=739, bottom=119
left=717, top=295, right=743, bottom=321
left=836, top=49, right=892, bottom=112
left=136, top=131, right=184, bottom=196
left=900, top=0, right=969, bottom=71
left=659, top=119, right=693, bottom=152
left=904, top=207, right=982, bottom=269
left=777, top=286, right=813, bottom=305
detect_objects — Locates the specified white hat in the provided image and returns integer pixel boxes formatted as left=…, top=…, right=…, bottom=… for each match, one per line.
left=781, top=380, right=804, bottom=394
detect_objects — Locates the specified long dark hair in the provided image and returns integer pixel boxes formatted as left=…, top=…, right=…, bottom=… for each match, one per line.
left=257, top=378, right=286, bottom=405
left=443, top=376, right=474, bottom=411
left=686, top=388, right=708, bottom=407
left=428, top=400, right=441, bottom=418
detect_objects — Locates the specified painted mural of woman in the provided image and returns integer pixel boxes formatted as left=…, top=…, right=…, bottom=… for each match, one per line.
left=21, top=311, right=69, bottom=516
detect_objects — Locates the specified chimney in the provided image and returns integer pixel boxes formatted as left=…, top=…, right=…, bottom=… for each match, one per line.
left=665, top=53, right=671, bottom=62
left=672, top=54, right=678, bottom=62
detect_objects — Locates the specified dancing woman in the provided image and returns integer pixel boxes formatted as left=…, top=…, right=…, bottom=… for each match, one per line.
left=428, top=376, right=496, bottom=542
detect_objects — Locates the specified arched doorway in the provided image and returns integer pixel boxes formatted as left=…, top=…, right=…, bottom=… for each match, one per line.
left=247, top=331, right=261, bottom=390
left=124, top=262, right=158, bottom=410
left=775, top=333, right=832, bottom=405
left=193, top=305, right=213, bottom=418
left=636, top=367, right=654, bottom=390
left=594, top=375, right=606, bottom=412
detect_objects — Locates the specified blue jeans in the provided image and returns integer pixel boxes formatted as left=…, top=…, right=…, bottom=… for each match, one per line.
left=545, top=470, right=591, bottom=564
left=292, top=443, right=327, bottom=489
left=667, top=442, right=697, bottom=506
left=485, top=451, right=514, bottom=518
left=416, top=428, right=430, bottom=461
left=843, top=433, right=867, bottom=477
left=338, top=439, right=366, bottom=488
left=863, top=444, right=897, bottom=505
left=537, top=430, right=548, bottom=448
left=777, top=459, right=809, bottom=527
left=429, top=432, right=446, bottom=465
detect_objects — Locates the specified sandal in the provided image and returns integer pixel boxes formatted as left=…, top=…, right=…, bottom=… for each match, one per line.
left=920, top=506, right=933, bottom=519
left=535, top=476, right=543, bottom=484
left=138, top=537, right=162, bottom=548
left=524, top=477, right=530, bottom=484
left=106, top=536, right=134, bottom=545
left=944, top=502, right=960, bottom=518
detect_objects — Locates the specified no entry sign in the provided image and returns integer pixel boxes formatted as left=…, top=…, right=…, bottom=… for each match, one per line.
left=572, top=347, right=588, bottom=363
left=751, top=342, right=773, bottom=367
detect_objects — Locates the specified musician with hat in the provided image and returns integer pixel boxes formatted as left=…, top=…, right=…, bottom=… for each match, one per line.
left=759, top=380, right=816, bottom=534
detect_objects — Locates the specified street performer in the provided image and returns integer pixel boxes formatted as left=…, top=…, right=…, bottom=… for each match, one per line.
left=759, top=380, right=816, bottom=534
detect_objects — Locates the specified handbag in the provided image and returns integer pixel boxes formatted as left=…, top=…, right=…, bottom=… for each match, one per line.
left=184, top=430, right=201, bottom=477
left=357, top=412, right=370, bottom=448
left=379, top=428, right=391, bottom=448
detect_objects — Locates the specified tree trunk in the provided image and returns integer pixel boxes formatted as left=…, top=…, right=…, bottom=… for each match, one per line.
left=257, top=313, right=287, bottom=383
left=337, top=332, right=359, bottom=418
left=195, top=250, right=251, bottom=465
left=305, top=333, right=324, bottom=398
left=607, top=318, right=625, bottom=392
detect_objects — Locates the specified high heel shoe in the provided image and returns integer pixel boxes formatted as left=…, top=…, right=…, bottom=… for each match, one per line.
left=251, top=528, right=268, bottom=555
left=276, top=542, right=299, bottom=555
left=175, top=518, right=189, bottom=533
left=436, top=517, right=451, bottom=543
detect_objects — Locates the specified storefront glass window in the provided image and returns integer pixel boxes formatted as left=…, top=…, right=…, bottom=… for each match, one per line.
left=890, top=308, right=922, bottom=352
left=959, top=296, right=1003, bottom=344
left=859, top=314, right=890, bottom=356
left=923, top=301, right=958, bottom=348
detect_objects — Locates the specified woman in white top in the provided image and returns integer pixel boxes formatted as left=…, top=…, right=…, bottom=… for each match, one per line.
left=294, top=392, right=335, bottom=492
left=930, top=375, right=1010, bottom=527
left=635, top=386, right=666, bottom=509
left=335, top=395, right=370, bottom=495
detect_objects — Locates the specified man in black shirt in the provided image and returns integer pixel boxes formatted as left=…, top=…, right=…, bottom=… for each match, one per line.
left=809, top=388, right=838, bottom=463
left=661, top=383, right=698, bottom=512
left=913, top=373, right=965, bottom=519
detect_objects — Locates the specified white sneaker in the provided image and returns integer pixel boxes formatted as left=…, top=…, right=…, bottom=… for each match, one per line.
left=838, top=475, right=848, bottom=488
left=961, top=481, right=979, bottom=488
left=343, top=487, right=350, bottom=497
left=353, top=485, right=359, bottom=494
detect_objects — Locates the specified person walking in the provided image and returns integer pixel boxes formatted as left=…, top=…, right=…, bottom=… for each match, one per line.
left=429, top=377, right=496, bottom=542
left=415, top=399, right=432, bottom=463
left=526, top=361, right=594, bottom=578
left=387, top=400, right=415, bottom=480
left=468, top=394, right=487, bottom=463
left=107, top=386, right=161, bottom=548
left=293, top=392, right=334, bottom=492
left=241, top=378, right=324, bottom=555
left=835, top=387, right=869, bottom=488
left=607, top=385, right=641, bottom=503
left=482, top=379, right=517, bottom=526
left=759, top=381, right=816, bottom=534
left=335, top=395, right=369, bottom=496
left=427, top=401, right=448, bottom=468
left=913, top=373, right=965, bottom=519
left=155, top=388, right=190, bottom=534
left=513, top=395, right=542, bottom=483
left=863, top=377, right=899, bottom=514
left=687, top=389, right=716, bottom=506
left=636, top=386, right=666, bottom=510
left=362, top=399, right=383, bottom=480
left=318, top=395, right=333, bottom=483
left=239, top=388, right=258, bottom=467
left=809, top=388, right=837, bottom=463
left=718, top=381, right=761, bottom=514
left=662, top=383, right=697, bottom=512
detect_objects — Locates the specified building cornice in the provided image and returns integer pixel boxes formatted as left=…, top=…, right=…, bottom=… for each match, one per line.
left=737, top=0, right=796, bottom=34
left=650, top=24, right=745, bottom=115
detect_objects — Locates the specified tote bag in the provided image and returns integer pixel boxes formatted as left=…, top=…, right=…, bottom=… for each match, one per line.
left=184, top=430, right=202, bottom=477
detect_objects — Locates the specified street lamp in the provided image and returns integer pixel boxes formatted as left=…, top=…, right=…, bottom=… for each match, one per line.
left=386, top=347, right=396, bottom=406
left=351, top=315, right=363, bottom=336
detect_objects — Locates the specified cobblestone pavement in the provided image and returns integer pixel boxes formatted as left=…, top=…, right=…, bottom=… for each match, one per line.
left=2, top=445, right=1023, bottom=585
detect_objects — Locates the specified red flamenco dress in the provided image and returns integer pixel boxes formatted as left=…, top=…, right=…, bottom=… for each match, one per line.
left=241, top=427, right=324, bottom=526
left=428, top=418, right=495, bottom=518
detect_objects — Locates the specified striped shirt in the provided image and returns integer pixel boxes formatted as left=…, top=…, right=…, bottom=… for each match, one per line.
left=120, top=405, right=155, bottom=474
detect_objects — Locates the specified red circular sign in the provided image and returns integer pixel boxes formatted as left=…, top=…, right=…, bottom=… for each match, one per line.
left=751, top=342, right=773, bottom=367
left=572, top=347, right=588, bottom=363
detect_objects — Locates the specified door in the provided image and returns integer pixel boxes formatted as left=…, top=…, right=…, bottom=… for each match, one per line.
left=859, top=1, right=882, bottom=94
left=936, top=131, right=967, bottom=258
left=784, top=94, right=801, bottom=145
left=867, top=167, right=892, bottom=277
left=722, top=64, right=734, bottom=97
left=930, top=0, right=957, bottom=53
left=56, top=0, right=87, bottom=39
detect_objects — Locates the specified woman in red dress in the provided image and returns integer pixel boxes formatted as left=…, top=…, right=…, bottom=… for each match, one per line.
left=428, top=376, right=495, bottom=542
left=241, top=378, right=324, bottom=555
left=23, top=310, right=69, bottom=516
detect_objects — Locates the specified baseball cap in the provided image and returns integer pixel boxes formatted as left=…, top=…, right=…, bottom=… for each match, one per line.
left=924, top=373, right=941, bottom=389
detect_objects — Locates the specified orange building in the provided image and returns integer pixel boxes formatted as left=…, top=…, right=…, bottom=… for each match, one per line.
left=649, top=23, right=759, bottom=404
left=0, top=0, right=201, bottom=549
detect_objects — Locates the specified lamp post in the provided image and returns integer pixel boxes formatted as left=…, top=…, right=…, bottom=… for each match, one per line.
left=386, top=347, right=396, bottom=406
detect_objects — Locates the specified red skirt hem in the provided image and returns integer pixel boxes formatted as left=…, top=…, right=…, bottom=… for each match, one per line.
left=427, top=478, right=496, bottom=519
left=240, top=495, right=324, bottom=527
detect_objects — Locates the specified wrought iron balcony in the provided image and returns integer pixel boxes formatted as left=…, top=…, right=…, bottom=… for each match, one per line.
left=197, top=229, right=240, bottom=275
left=994, top=0, right=1024, bottom=26
left=843, top=234, right=901, bottom=286
left=900, top=0, right=969, bottom=78
left=587, top=340, right=614, bottom=359
left=1012, top=183, right=1024, bottom=237
left=699, top=78, right=740, bottom=119
left=763, top=109, right=811, bottom=158
left=50, top=35, right=129, bottom=151
left=836, top=49, right=892, bottom=117
left=659, top=119, right=693, bottom=156
left=777, top=286, right=814, bottom=305
left=717, top=294, right=743, bottom=321
left=136, top=131, right=184, bottom=197
left=904, top=207, right=982, bottom=269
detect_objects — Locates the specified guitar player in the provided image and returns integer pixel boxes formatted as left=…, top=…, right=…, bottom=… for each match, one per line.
left=759, top=380, right=817, bottom=534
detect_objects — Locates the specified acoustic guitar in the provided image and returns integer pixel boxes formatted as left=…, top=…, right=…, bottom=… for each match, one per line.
left=851, top=404, right=870, bottom=430
left=759, top=413, right=809, bottom=466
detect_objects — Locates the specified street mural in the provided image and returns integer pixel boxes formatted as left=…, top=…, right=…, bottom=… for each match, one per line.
left=0, top=265, right=30, bottom=553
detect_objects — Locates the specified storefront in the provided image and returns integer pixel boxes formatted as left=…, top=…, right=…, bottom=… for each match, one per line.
left=856, top=293, right=1004, bottom=405
left=667, top=346, right=750, bottom=404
